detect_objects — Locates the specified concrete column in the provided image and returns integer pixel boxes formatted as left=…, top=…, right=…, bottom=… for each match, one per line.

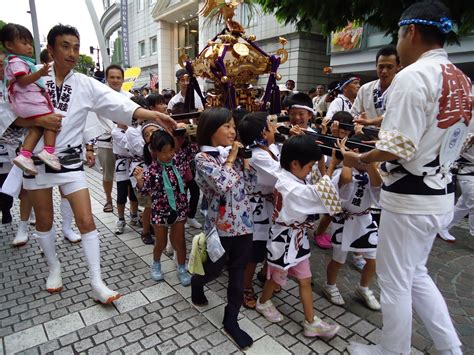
left=156, top=20, right=174, bottom=90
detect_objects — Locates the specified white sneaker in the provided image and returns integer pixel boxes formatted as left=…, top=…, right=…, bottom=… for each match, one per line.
left=13, top=155, right=38, bottom=175
left=37, top=149, right=61, bottom=171
left=12, top=223, right=29, bottom=247
left=256, top=298, right=284, bottom=323
left=303, top=316, right=340, bottom=338
left=115, top=219, right=126, bottom=234
left=322, top=283, right=345, bottom=306
left=186, top=217, right=202, bottom=229
left=62, top=228, right=81, bottom=243
left=438, top=229, right=456, bottom=243
left=355, top=286, right=381, bottom=311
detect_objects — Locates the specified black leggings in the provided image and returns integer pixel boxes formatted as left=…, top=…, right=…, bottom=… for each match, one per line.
left=187, top=179, right=200, bottom=218
left=192, top=234, right=252, bottom=317
left=0, top=173, right=13, bottom=213
left=116, top=180, right=137, bottom=205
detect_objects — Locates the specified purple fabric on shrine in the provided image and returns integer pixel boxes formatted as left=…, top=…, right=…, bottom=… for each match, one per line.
left=261, top=55, right=281, bottom=114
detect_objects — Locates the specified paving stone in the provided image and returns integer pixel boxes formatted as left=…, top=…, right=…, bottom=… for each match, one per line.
left=208, top=339, right=239, bottom=354
left=191, top=338, right=213, bottom=353
left=88, top=344, right=108, bottom=355
left=79, top=303, right=119, bottom=326
left=111, top=323, right=130, bottom=337
left=141, top=283, right=176, bottom=303
left=44, top=312, right=84, bottom=339
left=245, top=335, right=291, bottom=355
left=140, top=334, right=161, bottom=349
left=174, top=332, right=194, bottom=347
left=73, top=338, right=94, bottom=353
left=113, top=290, right=149, bottom=313
left=351, top=319, right=376, bottom=337
left=238, top=317, right=266, bottom=341
left=58, top=331, right=79, bottom=346
left=93, top=330, right=113, bottom=344
left=106, top=335, right=126, bottom=352
left=124, top=329, right=144, bottom=343
left=156, top=339, right=178, bottom=354
left=4, top=325, right=47, bottom=354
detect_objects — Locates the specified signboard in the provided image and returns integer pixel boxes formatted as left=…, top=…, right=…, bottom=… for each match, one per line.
left=122, top=67, right=142, bottom=92
left=120, top=0, right=130, bottom=67
left=329, top=21, right=364, bottom=53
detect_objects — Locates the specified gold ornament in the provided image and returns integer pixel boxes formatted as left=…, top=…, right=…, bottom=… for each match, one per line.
left=221, top=76, right=230, bottom=83
left=248, top=35, right=256, bottom=41
left=278, top=37, right=288, bottom=46
left=233, top=43, right=249, bottom=57
left=275, top=73, right=282, bottom=81
left=275, top=48, right=288, bottom=64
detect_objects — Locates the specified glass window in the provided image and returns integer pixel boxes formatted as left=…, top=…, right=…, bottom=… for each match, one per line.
left=139, top=41, right=146, bottom=58
left=137, top=0, right=144, bottom=12
left=150, top=37, right=157, bottom=54
left=149, top=0, right=156, bottom=5
left=177, top=17, right=199, bottom=60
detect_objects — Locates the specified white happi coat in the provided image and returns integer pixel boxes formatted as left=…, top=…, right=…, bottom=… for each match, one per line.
left=248, top=144, right=280, bottom=242
left=351, top=79, right=387, bottom=118
left=330, top=168, right=380, bottom=253
left=112, top=126, right=133, bottom=182
left=4, top=67, right=139, bottom=189
left=267, top=170, right=342, bottom=270
left=377, top=49, right=473, bottom=215
left=125, top=125, right=146, bottom=188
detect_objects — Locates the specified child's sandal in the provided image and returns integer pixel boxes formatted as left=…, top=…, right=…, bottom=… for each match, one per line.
left=242, top=288, right=257, bottom=309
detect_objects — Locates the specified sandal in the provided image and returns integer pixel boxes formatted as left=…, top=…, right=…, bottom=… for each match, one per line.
left=103, top=202, right=113, bottom=213
left=242, top=288, right=257, bottom=309
left=141, top=232, right=154, bottom=245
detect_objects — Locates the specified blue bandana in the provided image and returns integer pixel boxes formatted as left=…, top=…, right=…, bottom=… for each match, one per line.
left=398, top=17, right=454, bottom=34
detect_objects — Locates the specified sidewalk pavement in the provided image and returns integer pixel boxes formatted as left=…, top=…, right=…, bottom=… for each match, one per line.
left=0, top=167, right=472, bottom=354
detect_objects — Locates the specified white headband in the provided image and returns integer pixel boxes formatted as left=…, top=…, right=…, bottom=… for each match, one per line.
left=290, top=104, right=315, bottom=115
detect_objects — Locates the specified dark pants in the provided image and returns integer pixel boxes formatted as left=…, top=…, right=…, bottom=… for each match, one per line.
left=116, top=180, right=137, bottom=205
left=192, top=234, right=252, bottom=321
left=186, top=179, right=200, bottom=218
left=0, top=173, right=13, bottom=213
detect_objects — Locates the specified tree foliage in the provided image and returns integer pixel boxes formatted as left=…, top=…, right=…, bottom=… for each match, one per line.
left=253, top=0, right=474, bottom=43
left=75, top=54, right=95, bottom=75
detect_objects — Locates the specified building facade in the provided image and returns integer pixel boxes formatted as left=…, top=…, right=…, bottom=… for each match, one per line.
left=100, top=0, right=332, bottom=93
left=328, top=25, right=474, bottom=80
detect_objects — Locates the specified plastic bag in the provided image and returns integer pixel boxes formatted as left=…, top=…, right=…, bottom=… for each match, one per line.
left=206, top=226, right=225, bottom=262
left=188, top=232, right=207, bottom=275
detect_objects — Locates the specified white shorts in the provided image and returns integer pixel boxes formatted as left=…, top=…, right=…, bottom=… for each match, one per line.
left=332, top=245, right=376, bottom=264
left=23, top=170, right=88, bottom=196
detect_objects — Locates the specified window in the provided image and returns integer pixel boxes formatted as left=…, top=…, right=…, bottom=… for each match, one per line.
left=139, top=41, right=145, bottom=58
left=149, top=0, right=156, bottom=5
left=150, top=37, right=157, bottom=55
left=137, top=0, right=144, bottom=12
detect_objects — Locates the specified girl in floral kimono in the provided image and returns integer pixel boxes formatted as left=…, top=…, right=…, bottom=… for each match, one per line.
left=135, top=129, right=191, bottom=287
left=256, top=135, right=341, bottom=339
left=192, top=107, right=256, bottom=350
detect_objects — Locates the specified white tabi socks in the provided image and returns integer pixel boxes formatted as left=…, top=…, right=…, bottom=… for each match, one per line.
left=35, top=228, right=62, bottom=292
left=12, top=220, right=29, bottom=246
left=81, top=230, right=121, bottom=304
left=60, top=198, right=81, bottom=243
